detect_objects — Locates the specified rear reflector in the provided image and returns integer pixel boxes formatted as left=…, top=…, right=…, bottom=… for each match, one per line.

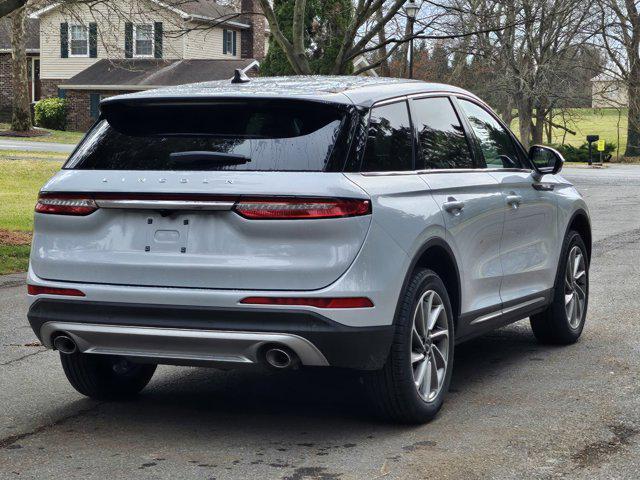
left=35, top=194, right=97, bottom=216
left=240, top=297, right=374, bottom=308
left=27, top=285, right=86, bottom=297
left=234, top=198, right=371, bottom=220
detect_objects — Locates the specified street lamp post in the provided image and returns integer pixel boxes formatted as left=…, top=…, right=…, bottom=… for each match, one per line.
left=404, top=0, right=419, bottom=79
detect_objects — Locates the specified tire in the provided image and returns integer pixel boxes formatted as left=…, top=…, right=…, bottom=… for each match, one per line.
left=60, top=352, right=157, bottom=400
left=364, top=269, right=455, bottom=424
left=530, top=230, right=589, bottom=344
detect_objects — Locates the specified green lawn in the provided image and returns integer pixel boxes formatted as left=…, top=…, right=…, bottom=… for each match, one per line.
left=510, top=108, right=628, bottom=158
left=0, top=122, right=84, bottom=144
left=0, top=155, right=64, bottom=274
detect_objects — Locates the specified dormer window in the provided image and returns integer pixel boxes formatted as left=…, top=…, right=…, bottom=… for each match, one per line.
left=134, top=24, right=154, bottom=57
left=69, top=25, right=89, bottom=57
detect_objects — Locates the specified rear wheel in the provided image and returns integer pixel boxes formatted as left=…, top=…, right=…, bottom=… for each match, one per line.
left=530, top=230, right=589, bottom=344
left=60, top=352, right=156, bottom=400
left=365, top=269, right=454, bottom=424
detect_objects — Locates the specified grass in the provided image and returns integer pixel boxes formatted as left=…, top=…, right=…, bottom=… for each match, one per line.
left=510, top=108, right=629, bottom=159
left=0, top=122, right=84, bottom=144
left=0, top=245, right=31, bottom=275
left=0, top=155, right=63, bottom=274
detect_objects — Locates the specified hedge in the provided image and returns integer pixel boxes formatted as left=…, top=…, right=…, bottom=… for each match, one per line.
left=552, top=141, right=617, bottom=163
left=34, top=97, right=68, bottom=131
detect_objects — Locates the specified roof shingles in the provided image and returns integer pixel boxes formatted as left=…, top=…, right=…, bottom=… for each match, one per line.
left=60, top=58, right=258, bottom=88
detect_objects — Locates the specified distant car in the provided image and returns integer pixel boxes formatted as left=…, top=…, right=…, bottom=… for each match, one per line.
left=27, top=75, right=591, bottom=423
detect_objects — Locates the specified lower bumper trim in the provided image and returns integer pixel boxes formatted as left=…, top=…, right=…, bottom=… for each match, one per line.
left=29, top=299, right=395, bottom=370
left=41, top=322, right=329, bottom=366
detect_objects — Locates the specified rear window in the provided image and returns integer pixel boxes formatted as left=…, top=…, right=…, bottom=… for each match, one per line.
left=65, top=100, right=349, bottom=171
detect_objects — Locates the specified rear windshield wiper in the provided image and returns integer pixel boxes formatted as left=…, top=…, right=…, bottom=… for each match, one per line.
left=169, top=151, right=250, bottom=165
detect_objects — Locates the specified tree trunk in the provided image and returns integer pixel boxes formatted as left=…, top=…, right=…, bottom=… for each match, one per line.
left=531, top=106, right=545, bottom=146
left=624, top=65, right=640, bottom=158
left=399, top=18, right=412, bottom=78
left=375, top=8, right=390, bottom=77
left=546, top=109, right=553, bottom=144
left=10, top=6, right=31, bottom=132
left=516, top=95, right=533, bottom=150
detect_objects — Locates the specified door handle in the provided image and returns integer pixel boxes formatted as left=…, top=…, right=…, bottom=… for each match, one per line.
left=443, top=198, right=465, bottom=214
left=506, top=194, right=522, bottom=207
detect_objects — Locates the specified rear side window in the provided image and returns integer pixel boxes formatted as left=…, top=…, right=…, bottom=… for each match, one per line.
left=65, top=100, right=348, bottom=171
left=458, top=99, right=523, bottom=169
left=361, top=101, right=413, bottom=172
left=411, top=97, right=473, bottom=169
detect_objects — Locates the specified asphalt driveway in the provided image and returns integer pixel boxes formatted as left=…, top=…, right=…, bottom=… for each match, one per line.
left=1, top=165, right=639, bottom=479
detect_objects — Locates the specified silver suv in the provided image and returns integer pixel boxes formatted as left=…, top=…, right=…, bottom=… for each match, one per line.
left=27, top=76, right=591, bottom=423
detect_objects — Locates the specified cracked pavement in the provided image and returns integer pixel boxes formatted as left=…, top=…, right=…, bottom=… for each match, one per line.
left=1, top=165, right=639, bottom=479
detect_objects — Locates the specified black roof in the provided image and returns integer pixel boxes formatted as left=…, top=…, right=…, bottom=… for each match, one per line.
left=60, top=59, right=259, bottom=89
left=102, top=75, right=477, bottom=108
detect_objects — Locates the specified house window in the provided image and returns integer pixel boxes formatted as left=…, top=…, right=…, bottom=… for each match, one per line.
left=69, top=25, right=89, bottom=57
left=134, top=24, right=154, bottom=57
left=223, top=29, right=236, bottom=55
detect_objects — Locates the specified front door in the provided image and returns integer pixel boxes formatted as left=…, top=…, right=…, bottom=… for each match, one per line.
left=456, top=98, right=558, bottom=307
left=410, top=96, right=505, bottom=329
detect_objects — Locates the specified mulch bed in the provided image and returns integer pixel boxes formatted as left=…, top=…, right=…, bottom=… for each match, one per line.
left=0, top=128, right=50, bottom=138
left=0, top=229, right=32, bottom=245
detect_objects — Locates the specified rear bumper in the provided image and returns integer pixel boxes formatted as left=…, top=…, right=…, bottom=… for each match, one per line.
left=28, top=299, right=394, bottom=370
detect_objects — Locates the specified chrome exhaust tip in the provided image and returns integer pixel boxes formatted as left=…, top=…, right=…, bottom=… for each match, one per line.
left=264, top=347, right=297, bottom=369
left=53, top=335, right=77, bottom=355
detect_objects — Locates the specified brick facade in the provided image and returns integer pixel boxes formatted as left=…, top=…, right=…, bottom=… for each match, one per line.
left=65, top=89, right=130, bottom=131
left=240, top=0, right=267, bottom=61
left=0, top=53, right=43, bottom=122
left=0, top=53, right=12, bottom=121
left=40, top=78, right=62, bottom=99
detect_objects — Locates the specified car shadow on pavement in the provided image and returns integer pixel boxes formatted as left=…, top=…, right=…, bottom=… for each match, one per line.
left=86, top=321, right=563, bottom=434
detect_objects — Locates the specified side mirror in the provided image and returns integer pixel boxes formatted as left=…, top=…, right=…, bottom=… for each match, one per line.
left=529, top=145, right=564, bottom=179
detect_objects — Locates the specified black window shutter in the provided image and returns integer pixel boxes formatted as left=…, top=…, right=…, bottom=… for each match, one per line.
left=89, top=23, right=98, bottom=58
left=232, top=31, right=237, bottom=56
left=89, top=93, right=101, bottom=120
left=223, top=29, right=227, bottom=54
left=154, top=22, right=163, bottom=58
left=60, top=23, right=68, bottom=58
left=124, top=22, right=133, bottom=58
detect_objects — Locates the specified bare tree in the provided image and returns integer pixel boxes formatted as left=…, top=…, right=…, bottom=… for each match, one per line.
left=446, top=0, right=594, bottom=148
left=596, top=0, right=640, bottom=158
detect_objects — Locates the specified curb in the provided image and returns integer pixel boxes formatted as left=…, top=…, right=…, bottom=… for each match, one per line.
left=0, top=272, right=26, bottom=289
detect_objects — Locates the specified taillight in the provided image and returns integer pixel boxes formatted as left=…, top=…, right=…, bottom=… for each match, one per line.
left=35, top=194, right=97, bottom=216
left=234, top=198, right=371, bottom=220
left=27, top=285, right=86, bottom=297
left=240, top=297, right=374, bottom=308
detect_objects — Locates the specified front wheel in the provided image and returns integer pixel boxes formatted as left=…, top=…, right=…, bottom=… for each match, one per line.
left=60, top=352, right=157, bottom=400
left=530, top=230, right=589, bottom=344
left=364, top=269, right=454, bottom=424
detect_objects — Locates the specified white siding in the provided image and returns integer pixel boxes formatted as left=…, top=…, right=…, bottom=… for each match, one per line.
left=183, top=24, right=241, bottom=60
left=39, top=0, right=184, bottom=80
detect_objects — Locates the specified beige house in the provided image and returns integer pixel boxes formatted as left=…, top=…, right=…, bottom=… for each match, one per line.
left=30, top=0, right=268, bottom=130
left=591, top=73, right=628, bottom=108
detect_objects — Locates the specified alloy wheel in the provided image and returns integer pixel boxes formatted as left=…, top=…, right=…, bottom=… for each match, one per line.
left=565, top=245, right=587, bottom=329
left=411, top=290, right=449, bottom=402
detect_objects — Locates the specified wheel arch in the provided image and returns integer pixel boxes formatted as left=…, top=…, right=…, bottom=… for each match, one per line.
left=566, top=209, right=592, bottom=262
left=396, top=238, right=462, bottom=330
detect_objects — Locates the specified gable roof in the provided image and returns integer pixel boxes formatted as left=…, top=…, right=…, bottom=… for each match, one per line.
left=59, top=58, right=259, bottom=90
left=31, top=0, right=249, bottom=28
left=0, top=17, right=40, bottom=51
